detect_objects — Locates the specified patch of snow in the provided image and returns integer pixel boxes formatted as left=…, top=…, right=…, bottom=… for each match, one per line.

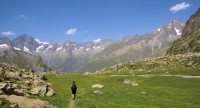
left=35, top=39, right=49, bottom=45
left=24, top=46, right=29, bottom=52
left=56, top=46, right=63, bottom=51
left=93, top=46, right=96, bottom=48
left=80, top=47, right=84, bottom=49
left=0, top=44, right=8, bottom=48
left=174, top=28, right=181, bottom=35
left=158, top=28, right=161, bottom=31
left=66, top=44, right=69, bottom=46
left=72, top=44, right=76, bottom=46
left=74, top=48, right=77, bottom=51
left=169, top=35, right=171, bottom=38
left=86, top=48, right=90, bottom=51
left=14, top=47, right=20, bottom=50
left=36, top=46, right=44, bottom=52
left=63, top=49, right=65, bottom=52
left=44, top=45, right=53, bottom=52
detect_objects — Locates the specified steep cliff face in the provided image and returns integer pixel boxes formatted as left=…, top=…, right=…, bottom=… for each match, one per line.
left=166, top=8, right=200, bottom=55
left=0, top=50, right=52, bottom=72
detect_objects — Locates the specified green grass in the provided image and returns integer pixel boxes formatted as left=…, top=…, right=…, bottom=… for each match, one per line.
left=1, top=73, right=200, bottom=108
left=166, top=31, right=200, bottom=55
left=20, top=74, right=200, bottom=108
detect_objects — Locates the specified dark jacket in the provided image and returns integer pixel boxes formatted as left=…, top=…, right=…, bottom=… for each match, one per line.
left=71, top=83, right=77, bottom=91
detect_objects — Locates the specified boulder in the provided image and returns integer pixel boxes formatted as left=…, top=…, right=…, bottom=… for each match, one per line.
left=30, top=87, right=47, bottom=97
left=14, top=89, right=24, bottom=96
left=142, top=92, right=147, bottom=94
left=131, top=74, right=135, bottom=76
left=124, top=79, right=132, bottom=84
left=10, top=104, right=18, bottom=108
left=93, top=91, right=104, bottom=94
left=5, top=84, right=15, bottom=95
left=0, top=83, right=7, bottom=90
left=147, top=71, right=151, bottom=74
left=138, top=69, right=143, bottom=71
left=132, top=82, right=138, bottom=86
left=130, top=63, right=134, bottom=67
left=0, top=68, right=4, bottom=75
left=24, top=80, right=31, bottom=85
left=187, top=62, right=193, bottom=66
left=0, top=100, right=2, bottom=106
left=46, top=88, right=56, bottom=97
left=0, top=90, right=3, bottom=95
left=32, top=80, right=47, bottom=87
left=91, top=84, right=104, bottom=88
left=5, top=71, right=22, bottom=78
left=30, top=87, right=41, bottom=95
left=0, top=94, right=9, bottom=99
left=20, top=84, right=29, bottom=89
left=38, top=87, right=47, bottom=97
left=7, top=95, right=57, bottom=108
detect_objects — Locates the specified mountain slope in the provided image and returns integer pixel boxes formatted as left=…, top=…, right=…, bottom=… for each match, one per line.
left=166, top=8, right=200, bottom=55
left=0, top=50, right=52, bottom=72
left=73, top=19, right=185, bottom=74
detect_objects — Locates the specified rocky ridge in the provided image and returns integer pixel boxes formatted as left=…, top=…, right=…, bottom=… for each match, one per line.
left=93, top=52, right=200, bottom=75
left=0, top=50, right=52, bottom=72
left=0, top=63, right=57, bottom=107
left=166, top=7, right=200, bottom=55
left=0, top=19, right=185, bottom=73
left=73, top=19, right=186, bottom=74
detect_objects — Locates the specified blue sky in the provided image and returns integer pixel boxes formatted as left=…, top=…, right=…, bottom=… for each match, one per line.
left=0, top=0, right=199, bottom=44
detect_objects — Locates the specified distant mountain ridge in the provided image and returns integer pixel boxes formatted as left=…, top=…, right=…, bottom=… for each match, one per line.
left=73, top=19, right=186, bottom=74
left=0, top=19, right=185, bottom=73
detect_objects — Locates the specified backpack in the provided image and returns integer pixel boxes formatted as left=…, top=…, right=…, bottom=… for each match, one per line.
left=71, top=84, right=76, bottom=90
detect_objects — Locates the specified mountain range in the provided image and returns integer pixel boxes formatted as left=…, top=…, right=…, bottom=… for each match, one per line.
left=0, top=19, right=185, bottom=73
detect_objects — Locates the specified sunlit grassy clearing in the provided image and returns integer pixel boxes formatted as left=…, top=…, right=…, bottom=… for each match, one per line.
left=38, top=74, right=200, bottom=108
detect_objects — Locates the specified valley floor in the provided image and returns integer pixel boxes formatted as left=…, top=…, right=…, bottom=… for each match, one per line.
left=37, top=73, right=200, bottom=108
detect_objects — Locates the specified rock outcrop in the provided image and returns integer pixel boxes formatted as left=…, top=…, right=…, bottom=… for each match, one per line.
left=7, top=95, right=57, bottom=108
left=0, top=63, right=57, bottom=107
left=166, top=8, right=200, bottom=55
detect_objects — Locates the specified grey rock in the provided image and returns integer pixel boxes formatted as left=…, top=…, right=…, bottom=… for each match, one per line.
left=91, top=84, right=104, bottom=88
left=93, top=91, right=104, bottom=94
left=0, top=100, right=2, bottom=106
left=132, top=82, right=139, bottom=86
left=124, top=79, right=132, bottom=84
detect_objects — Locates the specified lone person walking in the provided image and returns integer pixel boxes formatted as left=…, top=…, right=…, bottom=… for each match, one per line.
left=71, top=81, right=77, bottom=100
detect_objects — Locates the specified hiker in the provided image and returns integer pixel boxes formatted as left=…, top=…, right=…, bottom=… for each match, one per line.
left=71, top=81, right=77, bottom=100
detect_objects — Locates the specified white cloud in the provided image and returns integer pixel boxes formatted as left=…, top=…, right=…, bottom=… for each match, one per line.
left=1, top=31, right=15, bottom=35
left=84, top=39, right=87, bottom=41
left=170, top=2, right=190, bottom=13
left=66, top=29, right=77, bottom=35
left=15, top=14, right=27, bottom=20
left=93, top=38, right=101, bottom=43
left=82, top=31, right=88, bottom=33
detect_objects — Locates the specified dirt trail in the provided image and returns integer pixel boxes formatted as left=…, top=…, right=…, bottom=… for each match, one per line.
left=69, top=88, right=84, bottom=108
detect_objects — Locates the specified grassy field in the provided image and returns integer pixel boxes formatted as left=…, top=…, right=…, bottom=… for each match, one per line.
left=28, top=73, right=200, bottom=108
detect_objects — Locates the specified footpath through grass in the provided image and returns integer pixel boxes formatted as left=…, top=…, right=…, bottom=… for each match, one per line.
left=39, top=74, right=200, bottom=108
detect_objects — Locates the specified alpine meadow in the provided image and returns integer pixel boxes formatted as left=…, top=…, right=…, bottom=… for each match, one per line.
left=0, top=1, right=200, bottom=108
